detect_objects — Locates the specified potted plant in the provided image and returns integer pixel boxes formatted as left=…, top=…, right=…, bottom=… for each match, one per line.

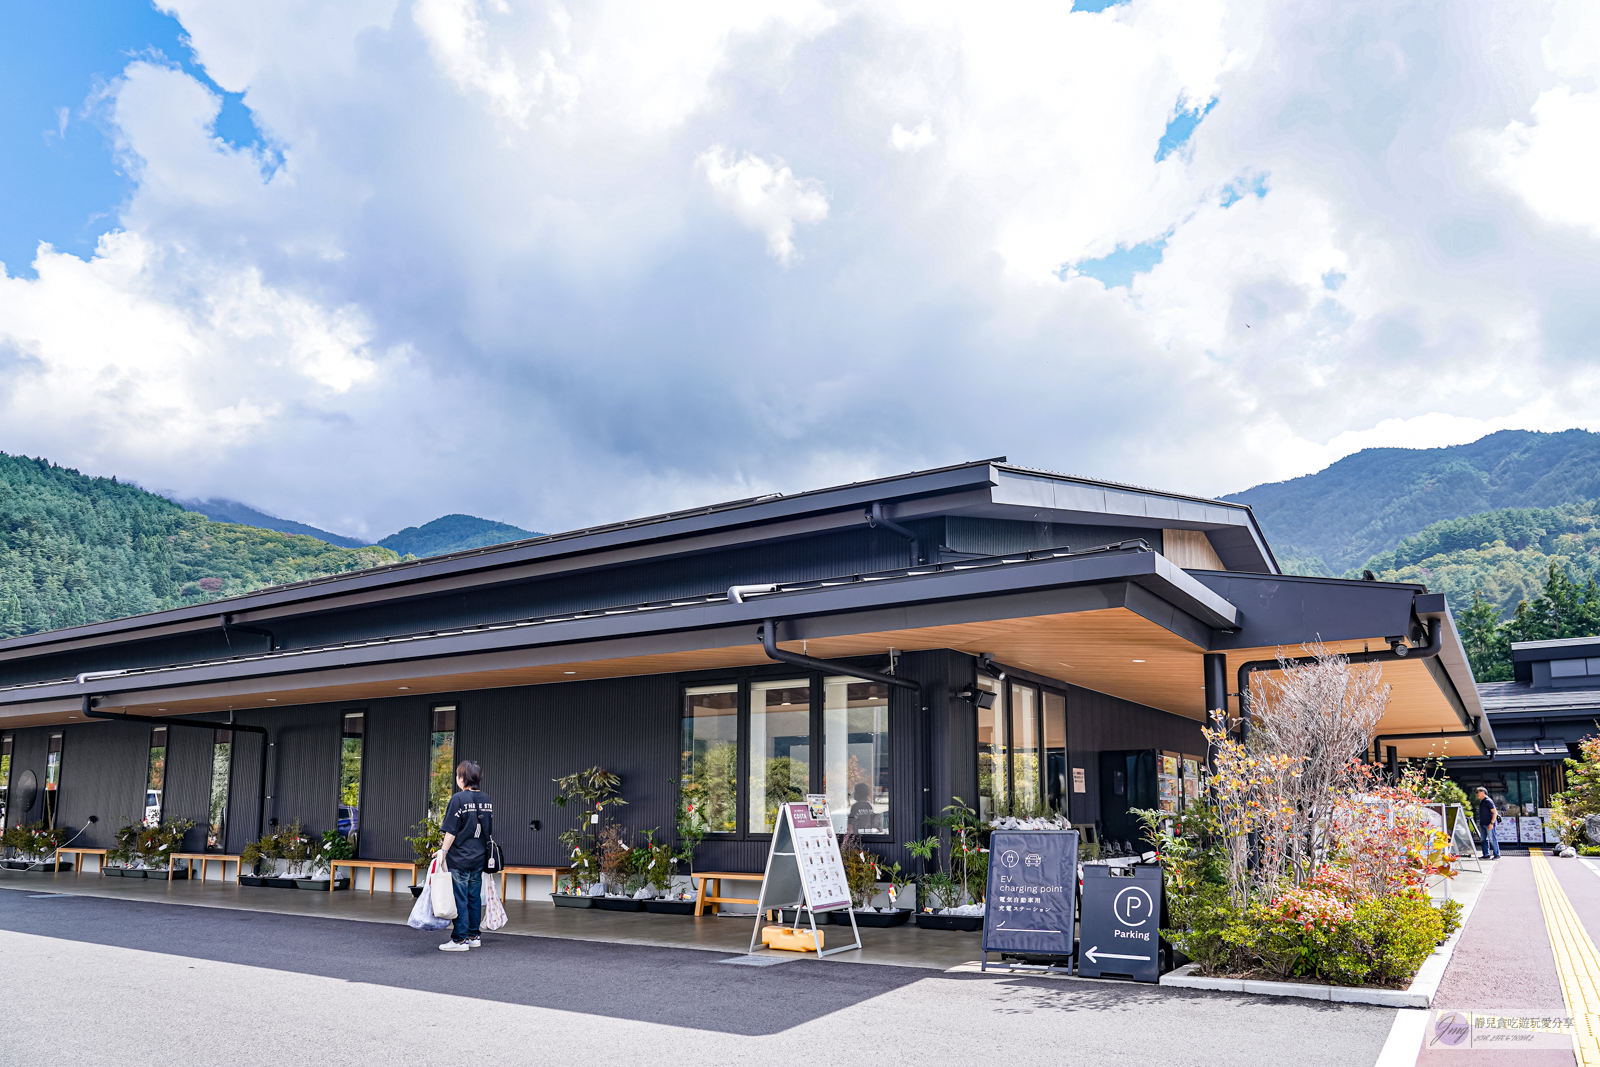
left=596, top=824, right=645, bottom=910
left=840, top=834, right=910, bottom=927
left=103, top=821, right=141, bottom=876
left=298, top=829, right=354, bottom=890
left=3, top=822, right=65, bottom=871
left=240, top=822, right=295, bottom=887
left=137, top=818, right=195, bottom=878
left=551, top=766, right=626, bottom=908
left=910, top=799, right=987, bottom=931
left=406, top=816, right=443, bottom=897
left=642, top=829, right=695, bottom=915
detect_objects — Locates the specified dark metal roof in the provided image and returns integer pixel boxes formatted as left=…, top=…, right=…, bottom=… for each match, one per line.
left=0, top=541, right=1238, bottom=709
left=1478, top=679, right=1600, bottom=715
left=0, top=457, right=1277, bottom=661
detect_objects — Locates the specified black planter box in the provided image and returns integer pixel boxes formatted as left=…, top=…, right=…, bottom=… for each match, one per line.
left=596, top=897, right=646, bottom=912
left=915, top=913, right=983, bottom=932
left=121, top=869, right=149, bottom=879
left=102, top=867, right=124, bottom=877
left=771, top=907, right=833, bottom=925
left=551, top=894, right=595, bottom=909
left=851, top=908, right=912, bottom=928
left=164, top=868, right=189, bottom=880
left=265, top=877, right=299, bottom=889
left=239, top=875, right=268, bottom=887
left=295, top=878, right=352, bottom=890
left=644, top=899, right=697, bottom=915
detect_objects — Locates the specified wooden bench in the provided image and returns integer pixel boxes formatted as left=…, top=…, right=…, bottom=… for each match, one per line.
left=692, top=871, right=761, bottom=916
left=328, top=858, right=419, bottom=893
left=168, top=852, right=241, bottom=882
left=499, top=865, right=571, bottom=902
left=53, top=847, right=106, bottom=875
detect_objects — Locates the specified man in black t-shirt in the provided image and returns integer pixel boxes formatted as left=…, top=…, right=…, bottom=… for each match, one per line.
left=438, top=760, right=493, bottom=951
left=1476, top=787, right=1500, bottom=860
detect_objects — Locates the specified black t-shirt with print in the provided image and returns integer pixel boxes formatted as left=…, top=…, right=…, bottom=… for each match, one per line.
left=443, top=789, right=493, bottom=871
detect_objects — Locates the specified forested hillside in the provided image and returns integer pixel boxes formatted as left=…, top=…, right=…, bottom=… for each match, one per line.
left=377, top=514, right=539, bottom=557
left=0, top=453, right=398, bottom=640
left=1361, top=500, right=1600, bottom=617
left=1226, top=429, right=1600, bottom=573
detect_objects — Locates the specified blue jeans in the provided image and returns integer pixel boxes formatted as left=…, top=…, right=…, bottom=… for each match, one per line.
left=450, top=867, right=483, bottom=941
left=1483, top=828, right=1500, bottom=859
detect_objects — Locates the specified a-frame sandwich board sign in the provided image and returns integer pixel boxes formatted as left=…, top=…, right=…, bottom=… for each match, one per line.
left=747, top=798, right=862, bottom=958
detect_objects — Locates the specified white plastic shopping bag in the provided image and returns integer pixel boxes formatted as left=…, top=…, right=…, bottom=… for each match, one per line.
left=407, top=857, right=452, bottom=931
left=481, top=873, right=508, bottom=931
left=430, top=853, right=458, bottom=921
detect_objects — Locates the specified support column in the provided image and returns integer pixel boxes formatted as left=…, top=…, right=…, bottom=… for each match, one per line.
left=1203, top=653, right=1227, bottom=772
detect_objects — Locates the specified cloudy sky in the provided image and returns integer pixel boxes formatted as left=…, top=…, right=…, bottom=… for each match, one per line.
left=1, top=1, right=1597, bottom=540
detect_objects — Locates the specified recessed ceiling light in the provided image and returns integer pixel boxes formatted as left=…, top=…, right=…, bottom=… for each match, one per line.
left=564, top=671, right=576, bottom=675
left=267, top=698, right=276, bottom=701
left=398, top=686, right=409, bottom=690
left=1132, top=659, right=1145, bottom=663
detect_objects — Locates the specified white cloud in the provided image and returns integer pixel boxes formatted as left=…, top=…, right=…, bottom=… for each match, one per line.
left=697, top=146, right=829, bottom=263
left=3, top=0, right=1600, bottom=538
left=888, top=119, right=935, bottom=152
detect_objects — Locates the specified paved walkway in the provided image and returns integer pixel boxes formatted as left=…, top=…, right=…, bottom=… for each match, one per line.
left=1409, top=852, right=1600, bottom=1067
left=0, top=873, right=1394, bottom=1067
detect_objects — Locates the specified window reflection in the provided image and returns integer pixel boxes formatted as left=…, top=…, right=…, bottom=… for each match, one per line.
left=207, top=730, right=232, bottom=851
left=428, top=706, right=457, bottom=823
left=749, top=679, right=810, bottom=834
left=823, top=677, right=889, bottom=835
left=1011, top=684, right=1040, bottom=816
left=682, top=685, right=739, bottom=833
left=976, top=676, right=1005, bottom=822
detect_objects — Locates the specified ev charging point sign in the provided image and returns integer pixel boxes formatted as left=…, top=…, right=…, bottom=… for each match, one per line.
left=981, top=830, right=1078, bottom=970
left=1078, top=864, right=1163, bottom=982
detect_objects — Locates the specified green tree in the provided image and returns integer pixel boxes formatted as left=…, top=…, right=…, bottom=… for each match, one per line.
left=1459, top=590, right=1512, bottom=682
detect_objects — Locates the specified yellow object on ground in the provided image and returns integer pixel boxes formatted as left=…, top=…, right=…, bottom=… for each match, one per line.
left=761, top=925, right=824, bottom=953
left=1531, top=849, right=1600, bottom=1065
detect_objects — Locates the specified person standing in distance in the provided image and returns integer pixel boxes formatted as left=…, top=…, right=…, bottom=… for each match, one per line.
left=438, top=760, right=493, bottom=951
left=1476, top=786, right=1500, bottom=861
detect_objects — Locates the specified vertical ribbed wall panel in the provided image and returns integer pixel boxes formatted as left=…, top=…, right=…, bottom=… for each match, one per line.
left=225, top=729, right=263, bottom=853
left=262, top=707, right=341, bottom=837
left=5, top=727, right=49, bottom=827
left=359, top=698, right=429, bottom=861
left=163, top=722, right=217, bottom=852
left=57, top=720, right=149, bottom=846
left=458, top=674, right=681, bottom=868
left=1065, top=685, right=1204, bottom=826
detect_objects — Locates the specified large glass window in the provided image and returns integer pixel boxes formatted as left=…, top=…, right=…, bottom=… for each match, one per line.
left=976, top=676, right=1005, bottom=821
left=428, top=706, right=457, bottom=822
left=1043, top=691, right=1067, bottom=817
left=1010, top=684, right=1040, bottom=816
left=207, top=730, right=232, bottom=851
left=0, top=734, right=11, bottom=830
left=681, top=685, right=739, bottom=833
left=749, top=679, right=811, bottom=834
left=144, top=727, right=168, bottom=826
left=44, top=732, right=62, bottom=828
left=823, top=677, right=889, bottom=835
left=340, top=712, right=364, bottom=852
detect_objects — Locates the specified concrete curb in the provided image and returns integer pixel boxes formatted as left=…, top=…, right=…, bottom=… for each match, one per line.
left=1158, top=861, right=1497, bottom=1007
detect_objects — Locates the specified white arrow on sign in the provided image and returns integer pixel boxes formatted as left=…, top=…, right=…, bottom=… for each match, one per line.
left=1084, top=946, right=1150, bottom=964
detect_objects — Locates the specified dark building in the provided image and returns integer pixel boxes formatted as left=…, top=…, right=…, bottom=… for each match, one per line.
left=1451, top=636, right=1600, bottom=849
left=0, top=459, right=1491, bottom=886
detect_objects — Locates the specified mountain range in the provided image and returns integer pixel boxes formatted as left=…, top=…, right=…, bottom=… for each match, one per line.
left=174, top=496, right=539, bottom=554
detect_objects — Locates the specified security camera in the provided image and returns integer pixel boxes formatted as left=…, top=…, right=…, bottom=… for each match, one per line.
left=1387, top=637, right=1410, bottom=657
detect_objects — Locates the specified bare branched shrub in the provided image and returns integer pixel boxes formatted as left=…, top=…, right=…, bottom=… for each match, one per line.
left=1207, top=645, right=1391, bottom=907
left=1252, top=644, right=1391, bottom=883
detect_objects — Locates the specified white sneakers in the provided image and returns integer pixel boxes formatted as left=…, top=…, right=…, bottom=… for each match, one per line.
left=466, top=938, right=482, bottom=948
left=439, top=938, right=483, bottom=951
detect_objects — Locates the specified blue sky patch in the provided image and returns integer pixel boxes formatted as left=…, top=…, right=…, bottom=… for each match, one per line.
left=1067, top=236, right=1168, bottom=288
left=1072, top=0, right=1131, bottom=11
left=1322, top=270, right=1346, bottom=291
left=1155, top=97, right=1217, bottom=162
left=1221, top=172, right=1271, bottom=208
left=0, top=2, right=274, bottom=277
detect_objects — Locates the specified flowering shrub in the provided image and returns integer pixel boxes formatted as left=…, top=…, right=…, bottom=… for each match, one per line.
left=1149, top=646, right=1463, bottom=987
